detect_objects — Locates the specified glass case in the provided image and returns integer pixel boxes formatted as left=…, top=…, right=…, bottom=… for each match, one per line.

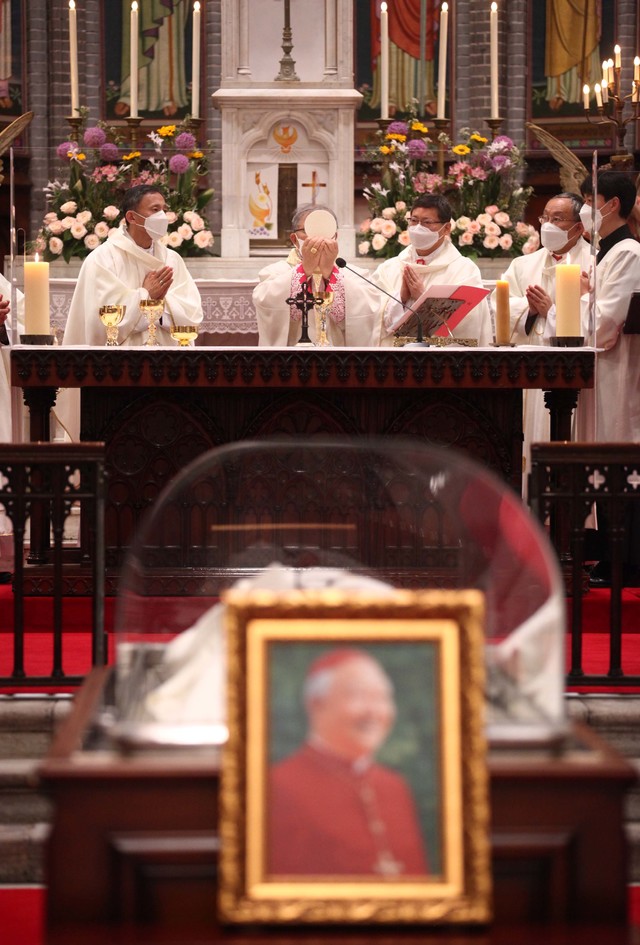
left=111, top=438, right=566, bottom=748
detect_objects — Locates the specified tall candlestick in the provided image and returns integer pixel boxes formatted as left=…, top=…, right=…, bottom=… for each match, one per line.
left=614, top=44, right=621, bottom=69
left=191, top=2, right=201, bottom=120
left=602, top=59, right=608, bottom=86
left=130, top=2, right=139, bottom=119
left=634, top=56, right=640, bottom=83
left=555, top=265, right=581, bottom=338
left=436, top=3, right=448, bottom=120
left=24, top=256, right=50, bottom=336
left=380, top=2, right=389, bottom=120
left=594, top=82, right=602, bottom=108
left=607, top=58, right=614, bottom=85
left=490, top=2, right=499, bottom=119
left=633, top=81, right=639, bottom=105
left=68, top=1, right=79, bottom=115
left=583, top=84, right=590, bottom=110
left=494, top=280, right=510, bottom=345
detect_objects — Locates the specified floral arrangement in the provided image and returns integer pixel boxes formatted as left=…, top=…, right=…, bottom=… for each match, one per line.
left=34, top=116, right=214, bottom=262
left=359, top=125, right=538, bottom=260
left=358, top=114, right=433, bottom=259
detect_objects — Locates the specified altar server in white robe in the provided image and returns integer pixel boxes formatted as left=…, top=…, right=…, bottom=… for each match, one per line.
left=493, top=193, right=590, bottom=485
left=373, top=194, right=492, bottom=346
left=253, top=204, right=384, bottom=347
left=547, top=171, right=640, bottom=585
left=63, top=184, right=203, bottom=347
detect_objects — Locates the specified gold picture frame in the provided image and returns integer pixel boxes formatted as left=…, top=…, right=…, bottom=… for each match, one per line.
left=219, top=587, right=491, bottom=925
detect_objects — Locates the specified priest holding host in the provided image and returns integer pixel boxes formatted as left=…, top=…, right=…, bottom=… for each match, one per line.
left=372, top=194, right=493, bottom=346
left=253, top=204, right=386, bottom=347
left=491, top=192, right=591, bottom=481
left=268, top=647, right=429, bottom=877
left=62, top=183, right=203, bottom=347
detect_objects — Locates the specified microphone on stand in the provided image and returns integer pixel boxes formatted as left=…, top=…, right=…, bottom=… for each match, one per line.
left=335, top=257, right=454, bottom=344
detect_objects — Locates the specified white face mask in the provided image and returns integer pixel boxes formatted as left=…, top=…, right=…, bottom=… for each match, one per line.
left=540, top=221, right=576, bottom=253
left=579, top=202, right=604, bottom=235
left=133, top=209, right=169, bottom=241
left=408, top=223, right=444, bottom=252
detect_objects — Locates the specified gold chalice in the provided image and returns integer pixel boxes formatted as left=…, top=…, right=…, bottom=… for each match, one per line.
left=99, top=304, right=125, bottom=346
left=140, top=299, right=163, bottom=346
left=170, top=324, right=199, bottom=347
left=314, top=290, right=333, bottom=347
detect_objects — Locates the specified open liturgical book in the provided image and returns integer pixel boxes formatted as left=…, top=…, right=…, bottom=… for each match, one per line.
left=393, top=284, right=490, bottom=340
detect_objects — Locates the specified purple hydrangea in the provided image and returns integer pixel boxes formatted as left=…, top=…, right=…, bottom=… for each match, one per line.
left=100, top=142, right=120, bottom=162
left=83, top=126, right=107, bottom=148
left=491, top=154, right=511, bottom=170
left=491, top=135, right=514, bottom=150
left=57, top=141, right=74, bottom=160
left=174, top=131, right=196, bottom=151
left=407, top=138, right=428, bottom=159
left=387, top=120, right=408, bottom=135
left=169, top=153, right=190, bottom=174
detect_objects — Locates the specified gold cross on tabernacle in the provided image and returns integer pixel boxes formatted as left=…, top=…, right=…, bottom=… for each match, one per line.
left=300, top=169, right=327, bottom=204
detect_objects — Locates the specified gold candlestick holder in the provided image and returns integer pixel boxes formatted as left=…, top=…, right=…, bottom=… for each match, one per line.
left=584, top=64, right=639, bottom=170
left=125, top=117, right=144, bottom=150
left=485, top=117, right=503, bottom=140
left=66, top=116, right=83, bottom=142
left=431, top=118, right=450, bottom=177
left=376, top=118, right=393, bottom=135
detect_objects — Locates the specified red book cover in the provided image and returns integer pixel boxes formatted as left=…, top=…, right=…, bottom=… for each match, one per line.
left=395, top=284, right=490, bottom=338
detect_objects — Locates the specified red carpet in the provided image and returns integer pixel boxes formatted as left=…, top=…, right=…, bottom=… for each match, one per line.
left=0, top=885, right=639, bottom=945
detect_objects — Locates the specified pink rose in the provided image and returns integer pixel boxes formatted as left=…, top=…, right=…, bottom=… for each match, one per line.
left=397, top=230, right=411, bottom=246
left=484, top=205, right=499, bottom=216
left=460, top=231, right=475, bottom=245
left=494, top=211, right=511, bottom=226
left=499, top=234, right=513, bottom=250
left=381, top=220, right=397, bottom=238
left=483, top=235, right=500, bottom=249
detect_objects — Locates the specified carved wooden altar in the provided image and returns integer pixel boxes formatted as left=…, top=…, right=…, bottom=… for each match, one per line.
left=11, top=346, right=595, bottom=593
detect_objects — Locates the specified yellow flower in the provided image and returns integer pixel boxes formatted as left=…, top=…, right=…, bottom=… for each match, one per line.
left=157, top=125, right=177, bottom=137
left=70, top=151, right=86, bottom=161
left=470, top=133, right=488, bottom=144
left=386, top=132, right=407, bottom=142
left=379, top=145, right=395, bottom=155
left=452, top=144, right=471, bottom=156
left=122, top=150, right=141, bottom=161
left=189, top=151, right=204, bottom=159
left=411, top=121, right=429, bottom=134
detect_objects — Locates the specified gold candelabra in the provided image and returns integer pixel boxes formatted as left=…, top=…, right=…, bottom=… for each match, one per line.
left=583, top=49, right=640, bottom=170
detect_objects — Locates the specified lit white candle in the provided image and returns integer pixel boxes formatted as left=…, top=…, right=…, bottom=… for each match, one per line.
left=594, top=82, right=602, bottom=108
left=68, top=1, right=79, bottom=115
left=602, top=59, right=608, bottom=86
left=614, top=44, right=621, bottom=69
left=191, top=2, right=201, bottom=120
left=634, top=56, right=640, bottom=83
left=130, top=2, right=139, bottom=119
left=494, top=279, right=510, bottom=345
left=608, top=58, right=614, bottom=84
left=24, top=256, right=50, bottom=336
left=583, top=84, right=590, bottom=110
left=601, top=78, right=608, bottom=103
left=556, top=265, right=581, bottom=338
left=380, top=2, right=389, bottom=120
left=490, top=2, right=499, bottom=119
left=436, top=2, right=448, bottom=120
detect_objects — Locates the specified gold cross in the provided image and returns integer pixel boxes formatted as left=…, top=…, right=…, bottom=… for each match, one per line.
left=300, top=169, right=327, bottom=204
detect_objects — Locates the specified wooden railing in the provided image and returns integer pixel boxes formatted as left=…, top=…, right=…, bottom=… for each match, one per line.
left=529, top=442, right=640, bottom=687
left=0, top=443, right=106, bottom=688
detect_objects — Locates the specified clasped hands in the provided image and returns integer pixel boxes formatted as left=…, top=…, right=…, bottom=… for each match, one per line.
left=143, top=265, right=174, bottom=300
left=301, top=236, right=338, bottom=281
left=401, top=265, right=425, bottom=305
left=525, top=284, right=553, bottom=317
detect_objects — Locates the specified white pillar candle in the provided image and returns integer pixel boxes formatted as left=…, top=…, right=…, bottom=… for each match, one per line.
left=634, top=56, right=640, bottom=83
left=607, top=59, right=614, bottom=85
left=130, top=2, right=139, bottom=119
left=68, top=1, right=79, bottom=115
left=602, top=60, right=608, bottom=86
left=490, top=2, right=499, bottom=119
left=583, top=84, right=590, bottom=110
left=494, top=280, right=510, bottom=344
left=556, top=265, right=581, bottom=338
left=614, top=44, right=621, bottom=69
left=191, top=2, right=201, bottom=119
left=594, top=83, right=602, bottom=108
left=436, top=3, right=448, bottom=120
left=24, top=257, right=50, bottom=336
left=380, top=2, right=389, bottom=120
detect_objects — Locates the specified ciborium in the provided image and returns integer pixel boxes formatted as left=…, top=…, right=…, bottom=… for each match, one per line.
left=99, top=304, right=125, bottom=346
left=170, top=324, right=199, bottom=347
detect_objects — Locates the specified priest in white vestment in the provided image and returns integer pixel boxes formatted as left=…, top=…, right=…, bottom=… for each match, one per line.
left=372, top=194, right=493, bottom=346
left=493, top=193, right=590, bottom=485
left=63, top=184, right=203, bottom=347
left=547, top=172, right=640, bottom=585
left=253, top=204, right=385, bottom=347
